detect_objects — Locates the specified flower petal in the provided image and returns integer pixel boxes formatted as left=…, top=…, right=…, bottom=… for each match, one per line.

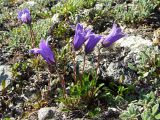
left=17, top=8, right=31, bottom=24
left=85, top=34, right=102, bottom=54
left=23, top=8, right=30, bottom=14
left=102, top=23, right=125, bottom=47
left=73, top=23, right=93, bottom=51
left=30, top=38, right=55, bottom=64
left=17, top=11, right=23, bottom=20
left=76, top=23, right=83, bottom=33
left=29, top=48, right=41, bottom=54
left=102, top=34, right=125, bottom=47
left=84, top=28, right=93, bottom=39
left=39, top=38, right=55, bottom=63
left=21, top=13, right=28, bottom=23
left=73, top=32, right=86, bottom=51
left=39, top=50, right=53, bottom=64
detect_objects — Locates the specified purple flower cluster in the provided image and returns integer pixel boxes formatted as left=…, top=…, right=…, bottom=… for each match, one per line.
left=73, top=23, right=125, bottom=54
left=17, top=8, right=125, bottom=65
left=29, top=23, right=125, bottom=64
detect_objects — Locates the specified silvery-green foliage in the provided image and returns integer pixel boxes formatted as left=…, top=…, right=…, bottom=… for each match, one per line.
left=128, top=46, right=160, bottom=87
left=51, top=0, right=96, bottom=15
left=119, top=103, right=141, bottom=120
left=120, top=92, right=160, bottom=120
left=18, top=0, right=51, bottom=19
left=10, top=18, right=52, bottom=47
left=112, top=0, right=159, bottom=23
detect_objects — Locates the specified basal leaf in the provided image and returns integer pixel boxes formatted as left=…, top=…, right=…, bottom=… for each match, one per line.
left=152, top=104, right=159, bottom=115
left=155, top=113, right=160, bottom=120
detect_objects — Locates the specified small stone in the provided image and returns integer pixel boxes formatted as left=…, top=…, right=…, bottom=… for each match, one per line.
left=38, top=107, right=66, bottom=120
left=0, top=65, right=11, bottom=91
left=116, top=35, right=153, bottom=49
left=38, top=107, right=55, bottom=120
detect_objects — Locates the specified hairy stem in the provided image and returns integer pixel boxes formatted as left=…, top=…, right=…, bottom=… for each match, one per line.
left=48, top=61, right=67, bottom=98
left=73, top=47, right=77, bottom=83
left=82, top=54, right=86, bottom=74
left=96, top=46, right=101, bottom=75
left=70, top=42, right=78, bottom=83
left=48, top=72, right=51, bottom=91
left=55, top=64, right=67, bottom=98
left=29, top=24, right=35, bottom=48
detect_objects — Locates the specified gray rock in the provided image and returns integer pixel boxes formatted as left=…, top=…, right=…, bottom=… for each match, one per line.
left=104, top=35, right=153, bottom=83
left=0, top=65, right=11, bottom=91
left=116, top=35, right=152, bottom=49
left=107, top=62, right=122, bottom=79
left=75, top=54, right=96, bottom=73
left=38, top=107, right=65, bottom=120
left=68, top=33, right=154, bottom=84
left=88, top=35, right=154, bottom=84
left=38, top=107, right=55, bottom=120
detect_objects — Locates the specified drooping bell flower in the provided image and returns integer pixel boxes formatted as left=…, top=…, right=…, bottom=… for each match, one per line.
left=18, top=8, right=31, bottom=24
left=30, top=39, right=55, bottom=64
left=85, top=34, right=102, bottom=54
left=73, top=23, right=92, bottom=51
left=102, top=23, right=125, bottom=47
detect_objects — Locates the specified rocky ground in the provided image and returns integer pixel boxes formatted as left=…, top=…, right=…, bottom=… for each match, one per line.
left=0, top=0, right=160, bottom=120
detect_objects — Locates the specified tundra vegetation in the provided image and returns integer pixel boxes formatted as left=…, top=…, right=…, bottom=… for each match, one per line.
left=0, top=0, right=160, bottom=119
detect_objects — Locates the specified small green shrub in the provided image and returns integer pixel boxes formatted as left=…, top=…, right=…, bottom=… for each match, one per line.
left=58, top=72, right=104, bottom=116
left=120, top=91, right=160, bottom=120
left=18, top=0, right=51, bottom=19
left=128, top=47, right=160, bottom=89
left=10, top=18, right=52, bottom=48
left=89, top=0, right=160, bottom=25
left=112, top=0, right=159, bottom=24
left=51, top=0, right=96, bottom=17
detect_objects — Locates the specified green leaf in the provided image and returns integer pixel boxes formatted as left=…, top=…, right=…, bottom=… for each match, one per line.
left=152, top=104, right=159, bottom=115
left=128, top=63, right=137, bottom=71
left=94, top=83, right=104, bottom=97
left=155, top=113, right=160, bottom=120
left=141, top=109, right=149, bottom=120
left=119, top=112, right=130, bottom=119
left=143, top=72, right=149, bottom=78
left=4, top=118, right=10, bottom=120
left=2, top=79, right=6, bottom=90
left=128, top=104, right=136, bottom=114
left=61, top=108, right=71, bottom=112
